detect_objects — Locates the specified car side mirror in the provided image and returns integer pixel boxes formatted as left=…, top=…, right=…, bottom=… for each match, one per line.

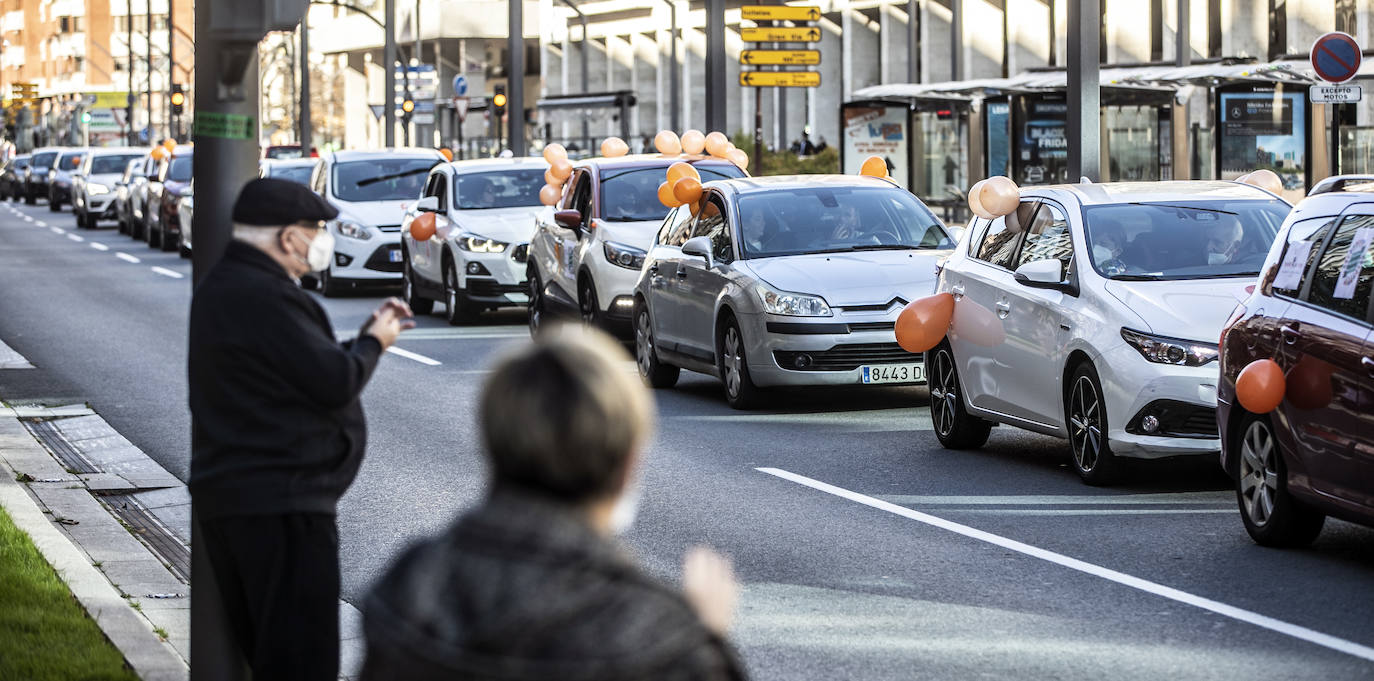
left=1013, top=259, right=1072, bottom=291
left=416, top=195, right=441, bottom=213
left=681, top=235, right=714, bottom=269
left=554, top=209, right=582, bottom=230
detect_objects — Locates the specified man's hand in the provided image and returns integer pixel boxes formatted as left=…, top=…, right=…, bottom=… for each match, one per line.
left=683, top=546, right=738, bottom=636
left=363, top=298, right=416, bottom=350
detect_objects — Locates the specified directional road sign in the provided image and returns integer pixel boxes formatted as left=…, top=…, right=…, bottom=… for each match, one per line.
left=452, top=75, right=468, bottom=96
left=740, top=71, right=821, bottom=87
left=1310, top=84, right=1363, bottom=103
left=741, top=26, right=820, bottom=42
left=740, top=49, right=821, bottom=66
left=1311, top=32, right=1362, bottom=84
left=741, top=5, right=821, bottom=21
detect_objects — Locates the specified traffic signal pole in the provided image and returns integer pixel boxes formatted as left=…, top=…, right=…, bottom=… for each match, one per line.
left=384, top=0, right=396, bottom=146
left=508, top=0, right=525, bottom=156
left=1066, top=0, right=1101, bottom=182
left=300, top=14, right=312, bottom=150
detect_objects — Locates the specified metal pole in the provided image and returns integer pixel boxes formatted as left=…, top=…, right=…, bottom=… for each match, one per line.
left=384, top=0, right=397, bottom=146
left=1176, top=0, right=1191, bottom=66
left=127, top=0, right=135, bottom=146
left=667, top=0, right=680, bottom=131
left=705, top=0, right=726, bottom=131
left=413, top=0, right=421, bottom=146
left=300, top=15, right=312, bottom=150
left=146, top=2, right=153, bottom=141
left=509, top=0, right=525, bottom=155
left=167, top=0, right=175, bottom=139
left=907, top=0, right=918, bottom=83
left=951, top=0, right=962, bottom=80
left=1067, top=0, right=1101, bottom=181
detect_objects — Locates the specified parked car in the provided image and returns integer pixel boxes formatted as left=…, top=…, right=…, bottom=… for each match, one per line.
left=1218, top=183, right=1374, bottom=547
left=929, top=181, right=1291, bottom=484
left=48, top=148, right=89, bottom=212
left=126, top=154, right=161, bottom=239
left=146, top=148, right=192, bottom=251
left=633, top=175, right=956, bottom=408
left=259, top=158, right=318, bottom=185
left=114, top=158, right=143, bottom=235
left=398, top=157, right=549, bottom=323
left=263, top=144, right=314, bottom=159
left=178, top=186, right=194, bottom=258
left=23, top=147, right=62, bottom=205
left=310, top=148, right=445, bottom=295
left=73, top=148, right=147, bottom=229
left=527, top=154, right=747, bottom=337
left=1, top=154, right=30, bottom=201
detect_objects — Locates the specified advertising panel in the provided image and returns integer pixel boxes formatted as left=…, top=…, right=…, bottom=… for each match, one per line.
left=842, top=105, right=909, bottom=187
left=1011, top=95, right=1068, bottom=185
left=1218, top=85, right=1308, bottom=202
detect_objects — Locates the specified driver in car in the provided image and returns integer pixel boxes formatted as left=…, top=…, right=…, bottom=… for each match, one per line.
left=1205, top=217, right=1245, bottom=265
left=1092, top=221, right=1130, bottom=275
left=830, top=204, right=862, bottom=241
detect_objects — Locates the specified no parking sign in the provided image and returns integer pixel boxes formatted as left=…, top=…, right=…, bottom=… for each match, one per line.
left=1311, top=32, right=1361, bottom=84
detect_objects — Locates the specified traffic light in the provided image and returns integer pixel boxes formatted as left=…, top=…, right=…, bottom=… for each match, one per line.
left=81, top=111, right=91, bottom=124
left=170, top=84, right=185, bottom=115
left=401, top=98, right=415, bottom=114
left=492, top=84, right=507, bottom=115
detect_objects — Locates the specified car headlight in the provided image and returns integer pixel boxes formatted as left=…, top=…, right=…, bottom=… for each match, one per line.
left=335, top=221, right=372, bottom=240
left=603, top=241, right=646, bottom=269
left=757, top=283, right=832, bottom=317
left=458, top=233, right=508, bottom=253
left=1120, top=328, right=1218, bottom=366
left=88, top=183, right=110, bottom=195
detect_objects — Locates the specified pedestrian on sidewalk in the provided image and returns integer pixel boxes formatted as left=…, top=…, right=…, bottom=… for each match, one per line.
left=359, top=326, right=747, bottom=681
left=188, top=178, right=415, bottom=681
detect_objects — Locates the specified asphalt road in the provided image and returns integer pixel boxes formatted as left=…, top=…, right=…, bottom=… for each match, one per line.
left=2, top=198, right=1373, bottom=679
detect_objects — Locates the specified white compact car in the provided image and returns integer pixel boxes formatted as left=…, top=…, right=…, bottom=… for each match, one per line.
left=931, top=181, right=1291, bottom=484
left=527, top=154, right=747, bottom=337
left=310, top=148, right=445, bottom=296
left=634, top=175, right=955, bottom=408
left=73, top=148, right=147, bottom=229
left=48, top=148, right=89, bottom=212
left=260, top=158, right=318, bottom=185
left=398, top=158, right=549, bottom=324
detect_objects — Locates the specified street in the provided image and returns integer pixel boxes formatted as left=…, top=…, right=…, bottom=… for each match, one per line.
left=3, top=199, right=1373, bottom=679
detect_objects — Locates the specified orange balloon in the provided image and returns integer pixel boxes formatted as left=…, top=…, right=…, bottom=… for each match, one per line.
left=600, top=136, right=630, bottom=157
left=1236, top=358, right=1286, bottom=414
left=162, top=138, right=177, bottom=150
left=895, top=293, right=955, bottom=354
left=705, top=131, right=731, bottom=157
left=726, top=148, right=749, bottom=171
left=543, top=143, right=568, bottom=164
left=654, top=130, right=683, bottom=155
left=1243, top=168, right=1284, bottom=195
left=967, top=180, right=993, bottom=219
left=688, top=200, right=702, bottom=216
left=438, top=147, right=454, bottom=161
left=658, top=181, right=682, bottom=208
left=409, top=212, right=437, bottom=241
left=539, top=183, right=562, bottom=206
left=673, top=177, right=703, bottom=204
left=978, top=176, right=1020, bottom=217
left=150, top=147, right=167, bottom=161
left=681, top=129, right=706, bottom=155
left=544, top=168, right=560, bottom=186
left=860, top=155, right=888, bottom=178
left=667, top=161, right=700, bottom=186
left=550, top=158, right=573, bottom=181
left=1285, top=354, right=1335, bottom=410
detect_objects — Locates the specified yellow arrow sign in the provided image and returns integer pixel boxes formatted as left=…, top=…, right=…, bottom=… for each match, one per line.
left=740, top=49, right=822, bottom=66
left=741, top=5, right=822, bottom=21
left=740, top=26, right=821, bottom=42
left=740, top=71, right=821, bottom=87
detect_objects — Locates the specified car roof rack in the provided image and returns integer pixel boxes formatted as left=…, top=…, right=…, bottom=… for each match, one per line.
left=1307, top=175, right=1374, bottom=196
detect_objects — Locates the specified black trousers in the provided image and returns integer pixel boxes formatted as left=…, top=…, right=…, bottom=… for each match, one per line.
left=201, top=513, right=340, bottom=681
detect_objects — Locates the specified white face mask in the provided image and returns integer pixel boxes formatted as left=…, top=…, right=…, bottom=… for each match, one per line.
left=1207, top=251, right=1230, bottom=266
left=1092, top=245, right=1114, bottom=264
left=287, top=227, right=334, bottom=272
left=608, top=477, right=641, bottom=535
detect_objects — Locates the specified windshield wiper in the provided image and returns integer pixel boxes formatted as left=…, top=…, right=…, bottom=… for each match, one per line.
left=841, top=244, right=922, bottom=251
left=356, top=167, right=430, bottom=186
left=1108, top=274, right=1162, bottom=280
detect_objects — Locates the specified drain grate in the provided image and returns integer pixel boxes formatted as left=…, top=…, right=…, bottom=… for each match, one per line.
left=100, top=493, right=191, bottom=583
left=23, top=419, right=99, bottom=474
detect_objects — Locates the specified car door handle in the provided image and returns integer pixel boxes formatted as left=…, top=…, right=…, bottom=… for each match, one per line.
left=995, top=300, right=1011, bottom=319
left=1280, top=325, right=1300, bottom=344
left=951, top=284, right=965, bottom=299
left=676, top=267, right=688, bottom=278
left=1363, top=356, right=1374, bottom=378
left=648, top=264, right=658, bottom=274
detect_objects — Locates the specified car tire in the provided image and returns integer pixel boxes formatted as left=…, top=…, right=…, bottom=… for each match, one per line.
left=320, top=266, right=342, bottom=297
left=527, top=264, right=547, bottom=336
left=179, top=242, right=191, bottom=259
left=74, top=208, right=85, bottom=229
left=1234, top=413, right=1325, bottom=547
left=160, top=227, right=177, bottom=252
left=578, top=275, right=600, bottom=327
left=147, top=220, right=161, bottom=249
left=1067, top=362, right=1121, bottom=486
left=635, top=301, right=680, bottom=389
left=718, top=314, right=760, bottom=410
left=83, top=210, right=98, bottom=230
left=444, top=263, right=480, bottom=326
left=926, top=342, right=993, bottom=450
left=24, top=189, right=35, bottom=205
left=401, top=257, right=434, bottom=316
left=48, top=193, right=60, bottom=212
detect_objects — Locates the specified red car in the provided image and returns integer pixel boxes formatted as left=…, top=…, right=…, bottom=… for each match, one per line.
left=1218, top=183, right=1374, bottom=547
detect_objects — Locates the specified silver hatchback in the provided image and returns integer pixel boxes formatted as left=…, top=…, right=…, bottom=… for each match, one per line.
left=633, top=175, right=956, bottom=408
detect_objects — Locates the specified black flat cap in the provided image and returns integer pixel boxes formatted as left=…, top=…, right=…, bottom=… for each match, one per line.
left=232, top=178, right=338, bottom=226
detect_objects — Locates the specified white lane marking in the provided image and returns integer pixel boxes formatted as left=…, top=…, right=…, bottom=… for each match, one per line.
left=151, top=266, right=184, bottom=279
left=22, top=216, right=32, bottom=222
left=115, top=252, right=141, bottom=264
left=66, top=233, right=84, bottom=242
left=388, top=328, right=530, bottom=340
left=758, top=467, right=1374, bottom=663
left=50, top=226, right=64, bottom=234
left=36, top=220, right=48, bottom=227
left=89, top=242, right=109, bottom=251
left=944, top=509, right=1235, bottom=516
left=385, top=346, right=442, bottom=366
left=879, top=492, right=1227, bottom=506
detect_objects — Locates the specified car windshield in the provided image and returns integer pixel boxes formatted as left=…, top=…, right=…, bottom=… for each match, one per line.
left=11, top=157, right=28, bottom=169
left=454, top=168, right=547, bottom=209
left=167, top=156, right=193, bottom=182
left=270, top=165, right=315, bottom=185
left=32, top=152, right=58, bottom=168
left=265, top=146, right=304, bottom=159
left=91, top=155, right=143, bottom=174
left=1083, top=200, right=1289, bottom=280
left=58, top=153, right=85, bottom=170
left=333, top=159, right=435, bottom=202
left=737, top=187, right=952, bottom=258
left=599, top=165, right=746, bottom=221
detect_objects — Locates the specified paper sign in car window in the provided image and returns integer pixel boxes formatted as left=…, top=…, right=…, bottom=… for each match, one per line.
left=1332, top=226, right=1374, bottom=300
left=1272, top=240, right=1313, bottom=291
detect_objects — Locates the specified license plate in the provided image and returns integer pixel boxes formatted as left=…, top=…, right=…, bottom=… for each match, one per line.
left=861, top=363, right=925, bottom=384
left=388, top=249, right=403, bottom=263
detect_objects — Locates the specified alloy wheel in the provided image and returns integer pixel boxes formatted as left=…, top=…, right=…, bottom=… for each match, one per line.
left=402, top=264, right=414, bottom=302
left=579, top=280, right=597, bottom=324
left=446, top=268, right=459, bottom=314
left=1239, top=419, right=1279, bottom=527
left=723, top=326, right=743, bottom=397
left=1069, top=375, right=1103, bottom=472
left=930, top=348, right=959, bottom=438
left=527, top=270, right=543, bottom=334
left=636, top=309, right=655, bottom=377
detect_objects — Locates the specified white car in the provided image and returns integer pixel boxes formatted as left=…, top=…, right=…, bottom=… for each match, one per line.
left=527, top=154, right=747, bottom=337
left=398, top=158, right=549, bottom=324
left=177, top=185, right=193, bottom=258
left=48, top=147, right=89, bottom=212
left=930, top=181, right=1291, bottom=484
left=73, top=148, right=147, bottom=229
left=309, top=148, right=445, bottom=296
left=260, top=158, right=318, bottom=185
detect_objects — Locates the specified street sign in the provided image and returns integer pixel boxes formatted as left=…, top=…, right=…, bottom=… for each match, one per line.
left=1311, top=32, right=1362, bottom=84
left=741, top=5, right=820, bottom=21
left=740, top=71, right=821, bottom=87
left=1310, top=84, right=1363, bottom=103
left=741, top=26, right=820, bottom=42
left=453, top=97, right=470, bottom=121
left=740, top=49, right=821, bottom=66
left=452, top=75, right=468, bottom=96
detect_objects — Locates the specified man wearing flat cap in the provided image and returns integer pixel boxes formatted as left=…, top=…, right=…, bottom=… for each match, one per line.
left=188, top=178, right=414, bottom=680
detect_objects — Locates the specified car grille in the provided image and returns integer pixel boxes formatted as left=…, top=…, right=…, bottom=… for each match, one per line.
left=837, top=297, right=908, bottom=313
left=363, top=245, right=403, bottom=272
left=512, top=243, right=530, bottom=263
left=846, top=321, right=896, bottom=332
left=376, top=224, right=402, bottom=233
left=468, top=279, right=528, bottom=297
left=773, top=343, right=922, bottom=371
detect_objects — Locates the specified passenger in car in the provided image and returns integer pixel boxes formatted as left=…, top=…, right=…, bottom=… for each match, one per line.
left=1205, top=217, right=1245, bottom=265
left=1091, top=221, right=1130, bottom=275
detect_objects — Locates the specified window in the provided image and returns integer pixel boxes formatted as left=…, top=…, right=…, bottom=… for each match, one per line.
left=1014, top=202, right=1072, bottom=274
left=1270, top=216, right=1336, bottom=298
left=453, top=169, right=545, bottom=210
left=1306, top=214, right=1374, bottom=321
left=973, top=201, right=1036, bottom=269
left=1081, top=199, right=1288, bottom=279
left=567, top=170, right=592, bottom=223
left=433, top=174, right=448, bottom=210
left=691, top=196, right=733, bottom=263
left=598, top=163, right=745, bottom=223
left=331, top=158, right=436, bottom=202
left=657, top=206, right=693, bottom=247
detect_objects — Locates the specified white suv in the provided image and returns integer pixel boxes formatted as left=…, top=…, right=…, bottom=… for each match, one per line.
left=73, top=148, right=147, bottom=229
left=398, top=157, right=549, bottom=324
left=310, top=148, right=445, bottom=296
left=526, top=155, right=746, bottom=337
left=930, top=181, right=1290, bottom=484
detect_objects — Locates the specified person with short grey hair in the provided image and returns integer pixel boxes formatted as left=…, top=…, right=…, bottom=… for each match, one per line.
left=360, top=326, right=746, bottom=681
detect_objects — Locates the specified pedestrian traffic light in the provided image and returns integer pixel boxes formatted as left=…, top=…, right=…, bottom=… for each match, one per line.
left=492, top=85, right=507, bottom=115
left=81, top=111, right=91, bottom=124
left=401, top=98, right=415, bottom=114
left=170, top=84, right=185, bottom=115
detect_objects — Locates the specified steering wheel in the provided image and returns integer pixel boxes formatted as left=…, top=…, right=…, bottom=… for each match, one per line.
left=870, top=229, right=903, bottom=245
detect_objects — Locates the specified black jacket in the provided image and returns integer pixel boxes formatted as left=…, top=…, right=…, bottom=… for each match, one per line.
left=360, top=488, right=748, bottom=681
left=188, top=240, right=382, bottom=520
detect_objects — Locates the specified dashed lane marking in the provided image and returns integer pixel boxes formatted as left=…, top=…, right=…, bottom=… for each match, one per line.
left=89, top=242, right=109, bottom=251
left=50, top=226, right=64, bottom=235
left=36, top=220, right=48, bottom=227
left=150, top=266, right=184, bottom=279
left=66, top=233, right=84, bottom=242
left=758, top=467, right=1374, bottom=663
left=879, top=492, right=1226, bottom=506
left=115, top=252, right=141, bottom=264
left=385, top=346, right=442, bottom=366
